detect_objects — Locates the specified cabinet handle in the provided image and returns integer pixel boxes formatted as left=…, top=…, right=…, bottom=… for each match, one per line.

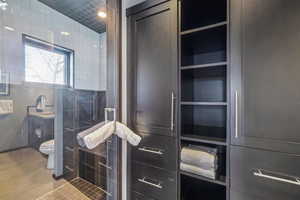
left=65, top=146, right=74, bottom=152
left=98, top=161, right=112, bottom=170
left=253, top=169, right=300, bottom=186
left=138, top=177, right=162, bottom=189
left=65, top=165, right=74, bottom=172
left=138, top=147, right=163, bottom=155
left=235, top=91, right=239, bottom=138
left=171, top=92, right=176, bottom=131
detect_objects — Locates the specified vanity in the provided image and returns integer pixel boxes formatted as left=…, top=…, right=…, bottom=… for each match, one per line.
left=27, top=106, right=54, bottom=150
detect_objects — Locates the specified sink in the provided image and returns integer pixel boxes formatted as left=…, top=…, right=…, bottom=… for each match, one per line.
left=29, top=111, right=55, bottom=119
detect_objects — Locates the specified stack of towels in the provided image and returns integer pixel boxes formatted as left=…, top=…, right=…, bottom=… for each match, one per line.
left=180, top=145, right=218, bottom=180
left=77, top=121, right=141, bottom=149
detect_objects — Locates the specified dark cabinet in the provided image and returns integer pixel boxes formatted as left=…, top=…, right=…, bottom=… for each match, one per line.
left=230, top=146, right=300, bottom=200
left=128, top=0, right=178, bottom=137
left=230, top=0, right=300, bottom=153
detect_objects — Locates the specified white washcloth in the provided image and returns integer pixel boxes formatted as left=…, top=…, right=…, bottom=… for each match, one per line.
left=77, top=121, right=106, bottom=147
left=83, top=121, right=115, bottom=149
left=82, top=121, right=141, bottom=149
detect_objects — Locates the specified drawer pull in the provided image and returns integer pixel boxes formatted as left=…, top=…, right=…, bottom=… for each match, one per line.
left=138, top=177, right=162, bottom=189
left=98, top=161, right=112, bottom=170
left=138, top=147, right=163, bottom=155
left=253, top=169, right=300, bottom=186
left=65, top=146, right=74, bottom=152
left=65, top=165, right=74, bottom=172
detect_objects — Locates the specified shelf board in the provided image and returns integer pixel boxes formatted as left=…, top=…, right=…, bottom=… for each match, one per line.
left=181, top=62, right=227, bottom=70
left=181, top=135, right=227, bottom=146
left=181, top=102, right=227, bottom=106
left=181, top=21, right=228, bottom=36
left=180, top=170, right=227, bottom=186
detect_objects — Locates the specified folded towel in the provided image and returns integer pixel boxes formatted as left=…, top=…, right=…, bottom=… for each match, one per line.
left=77, top=121, right=106, bottom=147
left=80, top=121, right=141, bottom=149
left=115, top=122, right=141, bottom=146
left=181, top=146, right=218, bottom=170
left=83, top=121, right=115, bottom=149
left=180, top=162, right=216, bottom=180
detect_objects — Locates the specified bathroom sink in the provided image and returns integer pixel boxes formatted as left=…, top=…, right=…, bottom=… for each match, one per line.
left=29, top=111, right=55, bottom=119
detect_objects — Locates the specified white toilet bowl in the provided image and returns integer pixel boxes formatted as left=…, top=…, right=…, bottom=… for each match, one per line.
left=39, top=139, right=55, bottom=169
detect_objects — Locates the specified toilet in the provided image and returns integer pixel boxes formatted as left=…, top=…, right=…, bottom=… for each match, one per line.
left=39, top=139, right=55, bottom=169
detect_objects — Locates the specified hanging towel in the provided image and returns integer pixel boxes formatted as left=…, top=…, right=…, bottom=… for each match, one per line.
left=77, top=121, right=106, bottom=147
left=80, top=121, right=141, bottom=149
left=115, top=122, right=141, bottom=146
left=181, top=146, right=218, bottom=170
left=180, top=162, right=216, bottom=180
left=83, top=121, right=115, bottom=149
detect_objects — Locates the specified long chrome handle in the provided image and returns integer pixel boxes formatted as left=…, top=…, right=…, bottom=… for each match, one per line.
left=65, top=146, right=74, bottom=152
left=235, top=91, right=239, bottom=138
left=138, top=147, right=163, bottom=155
left=253, top=169, right=300, bottom=186
left=138, top=177, right=162, bottom=189
left=171, top=92, right=176, bottom=131
left=98, top=161, right=112, bottom=170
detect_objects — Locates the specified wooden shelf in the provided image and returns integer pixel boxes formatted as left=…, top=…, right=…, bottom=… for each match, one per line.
left=181, top=102, right=227, bottom=106
left=181, top=62, right=227, bottom=70
left=181, top=21, right=228, bottom=36
left=180, top=170, right=227, bottom=186
left=181, top=135, right=227, bottom=146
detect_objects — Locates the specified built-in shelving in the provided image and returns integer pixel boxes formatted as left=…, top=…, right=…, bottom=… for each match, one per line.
left=181, top=21, right=228, bottom=36
left=179, top=0, right=229, bottom=199
left=180, top=170, right=227, bottom=186
left=181, top=61, right=227, bottom=70
left=181, top=135, right=227, bottom=146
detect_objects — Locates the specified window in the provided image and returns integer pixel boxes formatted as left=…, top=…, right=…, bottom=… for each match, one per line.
left=24, top=35, right=73, bottom=86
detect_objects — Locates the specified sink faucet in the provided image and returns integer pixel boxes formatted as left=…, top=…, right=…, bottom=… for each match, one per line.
left=36, top=95, right=47, bottom=112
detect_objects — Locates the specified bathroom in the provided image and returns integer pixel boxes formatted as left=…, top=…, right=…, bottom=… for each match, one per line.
left=1, top=0, right=300, bottom=200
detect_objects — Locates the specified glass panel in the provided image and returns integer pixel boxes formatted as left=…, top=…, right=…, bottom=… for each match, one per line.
left=0, top=0, right=118, bottom=199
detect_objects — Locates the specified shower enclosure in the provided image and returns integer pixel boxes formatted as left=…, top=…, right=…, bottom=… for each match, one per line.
left=0, top=0, right=121, bottom=199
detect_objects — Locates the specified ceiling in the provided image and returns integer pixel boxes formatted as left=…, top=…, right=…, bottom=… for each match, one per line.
left=38, top=0, right=106, bottom=33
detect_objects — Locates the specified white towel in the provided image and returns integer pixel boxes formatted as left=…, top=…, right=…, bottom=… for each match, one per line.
left=115, top=122, right=141, bottom=146
left=180, top=162, right=216, bottom=180
left=82, top=121, right=141, bottom=149
left=181, top=147, right=217, bottom=170
left=77, top=121, right=106, bottom=147
left=83, top=121, right=115, bottom=149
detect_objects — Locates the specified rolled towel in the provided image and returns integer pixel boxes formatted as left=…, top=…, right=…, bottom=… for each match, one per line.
left=180, top=162, right=216, bottom=180
left=77, top=121, right=106, bottom=147
left=83, top=121, right=115, bottom=149
left=115, top=122, right=141, bottom=146
left=181, top=146, right=218, bottom=170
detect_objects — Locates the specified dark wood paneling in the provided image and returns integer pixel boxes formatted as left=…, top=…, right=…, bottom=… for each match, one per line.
left=231, top=0, right=300, bottom=153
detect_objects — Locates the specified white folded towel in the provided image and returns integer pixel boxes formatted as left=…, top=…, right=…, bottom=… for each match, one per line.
left=81, top=121, right=141, bottom=149
left=77, top=121, right=106, bottom=147
left=181, top=146, right=217, bottom=170
left=83, top=121, right=115, bottom=149
left=115, top=122, right=141, bottom=146
left=180, top=162, right=216, bottom=180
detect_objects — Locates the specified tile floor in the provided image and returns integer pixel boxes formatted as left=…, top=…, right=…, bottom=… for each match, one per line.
left=0, top=148, right=74, bottom=200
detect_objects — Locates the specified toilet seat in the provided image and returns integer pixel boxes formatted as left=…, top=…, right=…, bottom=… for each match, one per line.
left=39, top=139, right=55, bottom=169
left=40, top=139, right=54, bottom=154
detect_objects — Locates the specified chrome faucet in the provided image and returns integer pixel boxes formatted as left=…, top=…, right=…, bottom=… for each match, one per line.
left=36, top=95, right=47, bottom=112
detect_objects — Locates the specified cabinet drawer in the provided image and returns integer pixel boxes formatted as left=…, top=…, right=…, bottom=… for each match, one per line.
left=131, top=162, right=177, bottom=200
left=231, top=146, right=300, bottom=200
left=132, top=134, right=177, bottom=171
left=131, top=191, right=157, bottom=200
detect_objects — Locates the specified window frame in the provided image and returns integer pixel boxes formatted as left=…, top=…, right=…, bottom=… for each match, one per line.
left=23, top=34, right=74, bottom=87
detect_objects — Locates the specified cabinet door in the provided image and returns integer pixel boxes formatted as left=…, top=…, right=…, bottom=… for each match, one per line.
left=230, top=0, right=300, bottom=153
left=128, top=0, right=178, bottom=137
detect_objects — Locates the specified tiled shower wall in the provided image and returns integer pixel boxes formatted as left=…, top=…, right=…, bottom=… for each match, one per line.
left=62, top=89, right=118, bottom=199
